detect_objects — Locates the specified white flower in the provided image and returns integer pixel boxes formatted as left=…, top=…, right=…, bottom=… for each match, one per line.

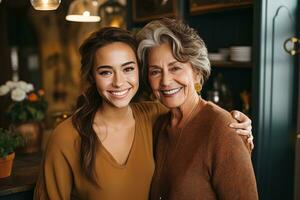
left=0, top=85, right=10, bottom=96
left=16, top=81, right=28, bottom=92
left=15, top=81, right=34, bottom=93
left=5, top=81, right=17, bottom=90
left=11, top=88, right=26, bottom=102
left=25, top=83, right=34, bottom=93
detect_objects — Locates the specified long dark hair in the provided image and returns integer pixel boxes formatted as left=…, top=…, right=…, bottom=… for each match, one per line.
left=72, top=27, right=138, bottom=184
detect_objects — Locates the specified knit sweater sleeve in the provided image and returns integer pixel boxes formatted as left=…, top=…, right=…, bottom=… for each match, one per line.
left=210, top=114, right=258, bottom=200
left=34, top=120, right=75, bottom=200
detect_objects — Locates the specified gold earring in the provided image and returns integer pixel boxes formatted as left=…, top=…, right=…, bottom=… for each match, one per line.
left=194, top=83, right=202, bottom=93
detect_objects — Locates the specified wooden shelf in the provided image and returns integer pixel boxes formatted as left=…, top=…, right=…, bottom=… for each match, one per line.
left=210, top=61, right=252, bottom=68
left=190, top=1, right=253, bottom=15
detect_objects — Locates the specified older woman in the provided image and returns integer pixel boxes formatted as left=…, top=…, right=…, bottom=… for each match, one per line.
left=137, top=18, right=258, bottom=199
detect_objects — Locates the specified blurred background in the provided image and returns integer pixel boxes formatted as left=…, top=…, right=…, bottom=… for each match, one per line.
left=0, top=0, right=299, bottom=199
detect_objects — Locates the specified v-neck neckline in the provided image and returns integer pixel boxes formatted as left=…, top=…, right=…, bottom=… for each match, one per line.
left=98, top=106, right=137, bottom=168
left=161, top=99, right=208, bottom=169
left=166, top=99, right=206, bottom=143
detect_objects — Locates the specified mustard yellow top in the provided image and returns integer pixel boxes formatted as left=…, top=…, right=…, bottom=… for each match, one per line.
left=34, top=102, right=167, bottom=200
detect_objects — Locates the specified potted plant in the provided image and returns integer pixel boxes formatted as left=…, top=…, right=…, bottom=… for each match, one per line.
left=0, top=80, right=48, bottom=153
left=0, top=128, right=24, bottom=178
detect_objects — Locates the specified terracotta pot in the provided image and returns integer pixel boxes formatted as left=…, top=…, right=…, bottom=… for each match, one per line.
left=0, top=152, right=15, bottom=178
left=12, top=122, right=43, bottom=154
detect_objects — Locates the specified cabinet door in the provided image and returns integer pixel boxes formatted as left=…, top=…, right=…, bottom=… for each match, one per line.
left=294, top=7, right=300, bottom=200
left=252, top=0, right=298, bottom=199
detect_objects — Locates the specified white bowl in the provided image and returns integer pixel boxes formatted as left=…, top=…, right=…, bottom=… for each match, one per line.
left=208, top=53, right=226, bottom=61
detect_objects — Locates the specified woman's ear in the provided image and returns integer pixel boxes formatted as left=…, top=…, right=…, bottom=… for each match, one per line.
left=193, top=69, right=201, bottom=84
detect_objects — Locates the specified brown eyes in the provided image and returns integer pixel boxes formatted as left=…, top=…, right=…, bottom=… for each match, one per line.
left=170, top=66, right=181, bottom=72
left=149, top=66, right=182, bottom=76
left=98, top=66, right=135, bottom=76
left=149, top=69, right=161, bottom=76
left=99, top=71, right=112, bottom=76
left=123, top=67, right=135, bottom=72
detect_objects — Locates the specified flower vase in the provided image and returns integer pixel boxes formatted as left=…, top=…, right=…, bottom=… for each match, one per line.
left=0, top=152, right=15, bottom=178
left=12, top=122, right=43, bottom=154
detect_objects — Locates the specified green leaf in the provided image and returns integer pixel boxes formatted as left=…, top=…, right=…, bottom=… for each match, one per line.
left=0, top=128, right=24, bottom=158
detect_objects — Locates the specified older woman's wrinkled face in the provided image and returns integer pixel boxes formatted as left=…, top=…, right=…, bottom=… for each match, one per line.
left=147, top=43, right=200, bottom=109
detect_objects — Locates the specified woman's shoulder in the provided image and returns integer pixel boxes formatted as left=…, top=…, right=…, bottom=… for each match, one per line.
left=47, top=117, right=79, bottom=149
left=201, top=101, right=236, bottom=127
left=131, top=101, right=168, bottom=117
left=201, top=102, right=249, bottom=150
left=194, top=101, right=239, bottom=140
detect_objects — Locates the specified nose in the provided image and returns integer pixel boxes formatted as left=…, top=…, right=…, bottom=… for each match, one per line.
left=161, top=70, right=171, bottom=86
left=112, top=71, right=124, bottom=88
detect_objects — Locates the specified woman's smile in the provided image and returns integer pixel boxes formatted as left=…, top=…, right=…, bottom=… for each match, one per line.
left=160, top=87, right=183, bottom=96
left=108, top=88, right=131, bottom=98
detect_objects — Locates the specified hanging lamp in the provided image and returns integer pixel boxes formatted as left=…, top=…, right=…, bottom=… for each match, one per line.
left=30, top=0, right=61, bottom=10
left=66, top=0, right=101, bottom=22
left=99, top=0, right=126, bottom=28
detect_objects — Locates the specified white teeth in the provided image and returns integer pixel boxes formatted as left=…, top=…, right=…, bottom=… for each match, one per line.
left=161, top=88, right=181, bottom=95
left=111, top=89, right=129, bottom=96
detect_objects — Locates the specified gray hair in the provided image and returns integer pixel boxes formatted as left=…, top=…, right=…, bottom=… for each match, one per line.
left=136, top=18, right=211, bottom=85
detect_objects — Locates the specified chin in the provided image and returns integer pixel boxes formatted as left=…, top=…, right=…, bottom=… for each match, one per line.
left=102, top=95, right=133, bottom=108
left=110, top=100, right=132, bottom=108
left=160, top=99, right=184, bottom=109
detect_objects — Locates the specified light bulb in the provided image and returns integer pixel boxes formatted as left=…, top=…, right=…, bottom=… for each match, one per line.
left=66, top=0, right=100, bottom=22
left=30, top=0, right=61, bottom=10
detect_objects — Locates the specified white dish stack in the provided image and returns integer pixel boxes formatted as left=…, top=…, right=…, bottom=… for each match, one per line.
left=208, top=53, right=225, bottom=61
left=208, top=48, right=230, bottom=61
left=230, top=46, right=251, bottom=62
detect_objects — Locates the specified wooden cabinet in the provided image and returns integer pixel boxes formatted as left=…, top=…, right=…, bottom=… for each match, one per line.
left=186, top=6, right=253, bottom=113
left=252, top=1, right=298, bottom=199
left=211, top=61, right=252, bottom=68
left=188, top=1, right=298, bottom=199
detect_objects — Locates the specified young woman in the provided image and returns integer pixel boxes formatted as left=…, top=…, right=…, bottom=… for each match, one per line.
left=137, top=18, right=258, bottom=200
left=34, top=27, right=253, bottom=200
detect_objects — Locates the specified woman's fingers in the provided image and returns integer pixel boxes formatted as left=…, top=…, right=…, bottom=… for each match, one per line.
left=236, top=129, right=254, bottom=150
left=230, top=121, right=252, bottom=130
left=247, top=135, right=254, bottom=150
left=235, top=129, right=251, bottom=136
left=229, top=110, right=254, bottom=150
left=229, top=110, right=252, bottom=130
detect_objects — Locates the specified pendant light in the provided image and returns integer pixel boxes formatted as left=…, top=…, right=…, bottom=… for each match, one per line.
left=30, top=0, right=61, bottom=10
left=66, top=0, right=101, bottom=22
left=99, top=0, right=126, bottom=28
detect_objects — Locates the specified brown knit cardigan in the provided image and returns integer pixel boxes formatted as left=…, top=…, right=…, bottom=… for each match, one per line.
left=150, top=100, right=258, bottom=200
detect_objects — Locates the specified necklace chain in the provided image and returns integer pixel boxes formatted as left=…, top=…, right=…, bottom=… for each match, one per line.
left=173, top=97, right=200, bottom=129
left=158, top=99, right=201, bottom=193
left=171, top=98, right=200, bottom=151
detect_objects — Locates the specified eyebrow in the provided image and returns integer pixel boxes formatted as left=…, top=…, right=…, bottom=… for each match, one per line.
left=96, top=61, right=136, bottom=70
left=96, top=66, right=112, bottom=70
